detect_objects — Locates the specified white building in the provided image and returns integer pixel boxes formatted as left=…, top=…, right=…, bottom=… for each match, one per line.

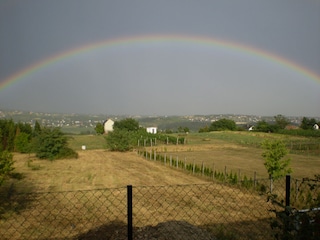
left=313, top=124, right=319, bottom=130
left=146, top=127, right=157, bottom=134
left=103, top=119, right=114, bottom=133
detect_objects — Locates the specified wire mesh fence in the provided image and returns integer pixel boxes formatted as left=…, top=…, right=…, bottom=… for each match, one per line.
left=0, top=187, right=127, bottom=240
left=1, top=176, right=319, bottom=240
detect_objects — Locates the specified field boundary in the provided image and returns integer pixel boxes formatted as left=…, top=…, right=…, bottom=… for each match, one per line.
left=1, top=176, right=319, bottom=239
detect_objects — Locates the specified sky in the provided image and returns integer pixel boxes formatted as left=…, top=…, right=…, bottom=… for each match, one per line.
left=0, top=0, right=319, bottom=117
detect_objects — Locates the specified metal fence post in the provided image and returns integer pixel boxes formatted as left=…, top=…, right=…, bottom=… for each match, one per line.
left=127, top=185, right=133, bottom=240
left=286, top=175, right=291, bottom=207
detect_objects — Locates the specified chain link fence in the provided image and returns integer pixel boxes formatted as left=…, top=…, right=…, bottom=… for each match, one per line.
left=1, top=176, right=319, bottom=240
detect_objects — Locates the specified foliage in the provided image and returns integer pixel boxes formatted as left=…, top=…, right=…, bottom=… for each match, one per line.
left=271, top=176, right=320, bottom=240
left=94, top=122, right=104, bottom=135
left=35, top=127, right=78, bottom=160
left=178, top=126, right=189, bottom=133
left=0, top=150, right=14, bottom=186
left=274, top=115, right=290, bottom=130
left=278, top=129, right=320, bottom=138
left=255, top=120, right=279, bottom=133
left=300, top=117, right=318, bottom=130
left=261, top=140, right=292, bottom=179
left=0, top=119, right=16, bottom=151
left=105, top=129, right=133, bottom=152
left=33, top=120, right=42, bottom=136
left=209, top=119, right=236, bottom=131
left=198, top=125, right=210, bottom=133
left=14, top=132, right=31, bottom=153
left=113, top=118, right=139, bottom=131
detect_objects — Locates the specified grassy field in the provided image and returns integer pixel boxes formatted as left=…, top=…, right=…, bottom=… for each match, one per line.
left=143, top=131, right=320, bottom=179
left=2, top=150, right=275, bottom=239
left=2, top=131, right=318, bottom=239
left=63, top=131, right=320, bottom=179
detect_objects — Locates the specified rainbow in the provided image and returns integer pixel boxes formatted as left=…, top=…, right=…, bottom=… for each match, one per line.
left=1, top=34, right=320, bottom=90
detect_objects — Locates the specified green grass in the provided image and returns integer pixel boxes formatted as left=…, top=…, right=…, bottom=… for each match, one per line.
left=67, top=134, right=107, bottom=151
left=186, top=131, right=320, bottom=155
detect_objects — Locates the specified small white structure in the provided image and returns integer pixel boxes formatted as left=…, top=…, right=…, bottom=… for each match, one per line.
left=103, top=119, right=114, bottom=133
left=81, top=145, right=86, bottom=150
left=248, top=126, right=254, bottom=131
left=146, top=127, right=157, bottom=134
left=313, top=124, right=319, bottom=130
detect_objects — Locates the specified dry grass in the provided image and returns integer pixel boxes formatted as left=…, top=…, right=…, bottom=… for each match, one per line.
left=150, top=141, right=320, bottom=179
left=8, top=150, right=208, bottom=192
left=2, top=131, right=318, bottom=239
left=1, top=150, right=276, bottom=239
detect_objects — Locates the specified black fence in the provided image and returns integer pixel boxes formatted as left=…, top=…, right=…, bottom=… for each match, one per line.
left=1, top=176, right=319, bottom=240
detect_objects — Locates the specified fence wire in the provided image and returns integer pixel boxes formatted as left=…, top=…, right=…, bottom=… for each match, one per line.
left=0, top=188, right=127, bottom=240
left=1, top=177, right=319, bottom=240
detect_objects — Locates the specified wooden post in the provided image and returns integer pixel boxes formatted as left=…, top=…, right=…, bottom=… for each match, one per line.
left=212, top=164, right=215, bottom=179
left=150, top=150, right=152, bottom=160
left=254, top=171, right=257, bottom=189
left=295, top=179, right=299, bottom=202
left=144, top=139, right=146, bottom=147
left=154, top=138, right=157, bottom=146
left=170, top=155, right=172, bottom=167
left=193, top=161, right=195, bottom=174
left=164, top=154, right=166, bottom=166
left=154, top=150, right=156, bottom=161
left=202, top=162, right=204, bottom=176
left=150, top=139, right=153, bottom=147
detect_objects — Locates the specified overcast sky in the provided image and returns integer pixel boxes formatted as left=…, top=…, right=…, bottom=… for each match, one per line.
left=0, top=0, right=319, bottom=117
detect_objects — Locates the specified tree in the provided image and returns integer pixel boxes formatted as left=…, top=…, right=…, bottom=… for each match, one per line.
left=261, top=140, right=292, bottom=180
left=209, top=119, right=236, bottom=131
left=33, top=120, right=42, bottom=136
left=274, top=114, right=289, bottom=130
left=95, top=122, right=104, bottom=135
left=0, top=119, right=16, bottom=151
left=14, top=132, right=31, bottom=153
left=255, top=120, right=279, bottom=133
left=0, top=150, right=14, bottom=186
left=300, top=117, right=317, bottom=130
left=113, top=118, right=139, bottom=131
left=35, top=127, right=78, bottom=160
left=105, top=129, right=132, bottom=152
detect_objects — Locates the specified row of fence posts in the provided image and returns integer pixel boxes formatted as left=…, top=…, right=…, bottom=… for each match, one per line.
left=126, top=176, right=293, bottom=240
left=138, top=149, right=263, bottom=189
left=137, top=137, right=186, bottom=147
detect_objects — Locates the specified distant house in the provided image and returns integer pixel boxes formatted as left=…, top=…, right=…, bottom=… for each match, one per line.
left=248, top=126, right=254, bottom=131
left=285, top=125, right=299, bottom=130
left=313, top=124, right=319, bottom=130
left=146, top=127, right=157, bottom=134
left=103, top=119, right=114, bottom=133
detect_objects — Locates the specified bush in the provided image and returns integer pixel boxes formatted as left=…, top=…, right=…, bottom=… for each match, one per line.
left=0, top=150, right=14, bottom=186
left=35, top=127, right=77, bottom=160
